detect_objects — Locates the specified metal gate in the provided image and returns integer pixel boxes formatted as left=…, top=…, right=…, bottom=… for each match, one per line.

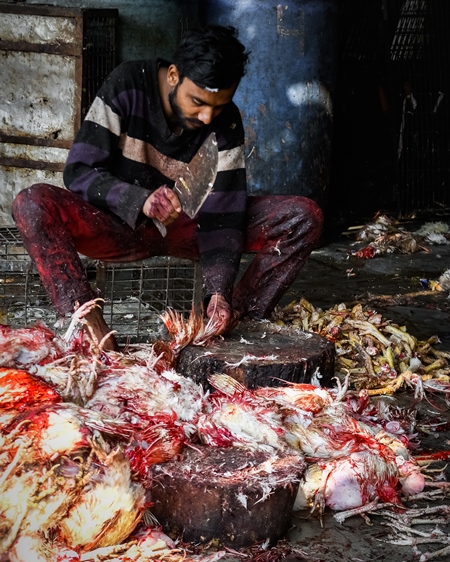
left=331, top=0, right=450, bottom=219
left=391, top=0, right=450, bottom=214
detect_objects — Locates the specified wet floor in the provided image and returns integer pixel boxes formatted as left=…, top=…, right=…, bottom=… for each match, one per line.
left=266, top=234, right=450, bottom=562
left=276, top=235, right=450, bottom=349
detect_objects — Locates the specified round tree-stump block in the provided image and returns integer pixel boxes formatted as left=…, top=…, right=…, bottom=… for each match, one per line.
left=150, top=446, right=305, bottom=547
left=177, top=320, right=335, bottom=389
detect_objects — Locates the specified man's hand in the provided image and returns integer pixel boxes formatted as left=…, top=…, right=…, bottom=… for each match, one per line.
left=143, top=185, right=182, bottom=226
left=206, top=294, right=239, bottom=336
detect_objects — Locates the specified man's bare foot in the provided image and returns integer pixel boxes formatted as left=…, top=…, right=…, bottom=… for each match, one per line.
left=83, top=306, right=119, bottom=352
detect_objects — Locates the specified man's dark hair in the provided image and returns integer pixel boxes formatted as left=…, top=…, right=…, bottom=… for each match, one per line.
left=172, top=25, right=249, bottom=90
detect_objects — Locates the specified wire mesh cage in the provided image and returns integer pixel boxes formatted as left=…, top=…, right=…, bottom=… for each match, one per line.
left=99, top=259, right=202, bottom=343
left=0, top=228, right=202, bottom=342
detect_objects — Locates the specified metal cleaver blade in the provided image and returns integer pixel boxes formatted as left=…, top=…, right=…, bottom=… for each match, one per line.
left=173, top=132, right=218, bottom=218
left=153, top=132, right=218, bottom=236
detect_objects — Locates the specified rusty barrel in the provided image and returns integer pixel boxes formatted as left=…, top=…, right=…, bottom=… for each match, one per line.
left=201, top=0, right=339, bottom=203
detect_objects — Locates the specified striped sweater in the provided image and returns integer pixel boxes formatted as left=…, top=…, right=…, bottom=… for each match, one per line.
left=64, top=59, right=247, bottom=304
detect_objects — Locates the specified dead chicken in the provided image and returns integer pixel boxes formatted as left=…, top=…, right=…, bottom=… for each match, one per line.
left=86, top=364, right=203, bottom=425
left=0, top=322, right=63, bottom=368
left=199, top=375, right=425, bottom=514
left=0, top=396, right=149, bottom=561
left=197, top=374, right=291, bottom=453
left=352, top=214, right=434, bottom=258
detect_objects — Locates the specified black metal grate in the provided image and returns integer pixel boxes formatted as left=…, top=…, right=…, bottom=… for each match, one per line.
left=392, top=0, right=450, bottom=214
left=339, top=1, right=383, bottom=63
left=329, top=0, right=450, bottom=222
left=81, top=11, right=118, bottom=119
left=390, top=0, right=427, bottom=61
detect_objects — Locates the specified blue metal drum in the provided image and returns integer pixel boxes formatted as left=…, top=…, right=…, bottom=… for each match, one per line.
left=201, top=0, right=339, bottom=201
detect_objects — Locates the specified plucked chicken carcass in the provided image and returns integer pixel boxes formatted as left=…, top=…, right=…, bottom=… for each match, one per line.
left=295, top=449, right=399, bottom=512
left=259, top=380, right=424, bottom=510
left=294, top=440, right=425, bottom=513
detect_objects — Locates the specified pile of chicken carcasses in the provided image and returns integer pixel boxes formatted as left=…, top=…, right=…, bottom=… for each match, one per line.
left=0, top=300, right=441, bottom=561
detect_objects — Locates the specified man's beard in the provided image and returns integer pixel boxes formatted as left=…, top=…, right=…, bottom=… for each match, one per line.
left=168, top=84, right=203, bottom=131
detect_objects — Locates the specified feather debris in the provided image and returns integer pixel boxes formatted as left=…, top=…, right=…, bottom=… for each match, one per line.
left=272, top=298, right=450, bottom=397
left=159, top=305, right=222, bottom=353
left=352, top=214, right=449, bottom=259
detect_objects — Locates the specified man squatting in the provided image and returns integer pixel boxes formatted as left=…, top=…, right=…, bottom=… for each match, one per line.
left=12, top=25, right=323, bottom=351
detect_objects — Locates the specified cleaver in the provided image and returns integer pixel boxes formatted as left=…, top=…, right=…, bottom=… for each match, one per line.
left=153, top=132, right=219, bottom=236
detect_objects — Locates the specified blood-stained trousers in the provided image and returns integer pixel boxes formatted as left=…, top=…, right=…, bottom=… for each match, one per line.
left=12, top=184, right=323, bottom=319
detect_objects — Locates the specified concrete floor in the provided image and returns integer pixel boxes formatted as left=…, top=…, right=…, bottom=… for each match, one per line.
left=269, top=234, right=450, bottom=562
left=277, top=234, right=450, bottom=347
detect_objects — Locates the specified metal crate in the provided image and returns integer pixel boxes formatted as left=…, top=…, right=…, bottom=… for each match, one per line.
left=0, top=228, right=202, bottom=342
left=98, top=259, right=202, bottom=342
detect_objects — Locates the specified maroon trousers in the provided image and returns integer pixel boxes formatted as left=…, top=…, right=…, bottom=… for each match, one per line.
left=12, top=184, right=323, bottom=319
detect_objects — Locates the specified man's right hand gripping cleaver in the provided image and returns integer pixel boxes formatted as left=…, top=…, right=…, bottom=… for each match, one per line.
left=153, top=132, right=219, bottom=236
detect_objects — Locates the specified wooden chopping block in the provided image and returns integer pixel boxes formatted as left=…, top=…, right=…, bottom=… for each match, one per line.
left=150, top=446, right=305, bottom=547
left=177, top=320, right=335, bottom=389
